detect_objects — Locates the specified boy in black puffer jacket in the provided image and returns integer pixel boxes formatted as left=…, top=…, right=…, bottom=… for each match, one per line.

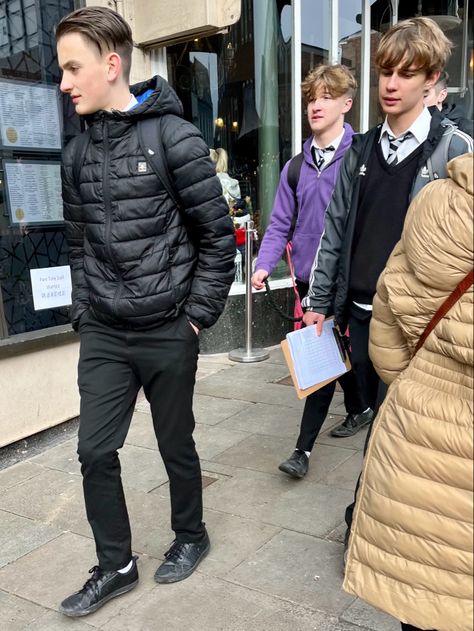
left=56, top=6, right=235, bottom=618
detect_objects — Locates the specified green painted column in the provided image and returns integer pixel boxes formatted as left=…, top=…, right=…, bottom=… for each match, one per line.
left=253, top=0, right=280, bottom=232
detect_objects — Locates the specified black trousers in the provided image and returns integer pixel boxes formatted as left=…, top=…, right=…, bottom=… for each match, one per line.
left=77, top=310, right=204, bottom=571
left=401, top=624, right=436, bottom=631
left=294, top=281, right=366, bottom=453
left=344, top=304, right=388, bottom=530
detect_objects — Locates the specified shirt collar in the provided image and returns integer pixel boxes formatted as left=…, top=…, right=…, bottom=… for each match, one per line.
left=122, top=94, right=139, bottom=112
left=311, top=128, right=345, bottom=152
left=379, top=107, right=431, bottom=144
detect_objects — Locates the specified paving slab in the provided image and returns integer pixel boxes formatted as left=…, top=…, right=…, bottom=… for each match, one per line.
left=320, top=451, right=364, bottom=491
left=193, top=394, right=255, bottom=426
left=0, top=467, right=90, bottom=537
left=214, top=433, right=356, bottom=481
left=0, top=461, right=44, bottom=492
left=228, top=529, right=354, bottom=615
left=0, top=589, right=49, bottom=631
left=193, top=424, right=251, bottom=461
left=218, top=401, right=303, bottom=438
left=193, top=509, right=281, bottom=578
left=341, top=598, right=400, bottom=631
left=101, top=571, right=360, bottom=631
left=0, top=510, right=61, bottom=569
left=202, top=467, right=353, bottom=538
left=29, top=438, right=80, bottom=474
left=26, top=610, right=96, bottom=630
left=195, top=373, right=309, bottom=408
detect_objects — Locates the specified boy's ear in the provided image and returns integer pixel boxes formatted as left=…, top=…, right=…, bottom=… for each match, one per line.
left=105, top=52, right=123, bottom=82
left=342, top=97, right=353, bottom=114
left=425, top=70, right=441, bottom=91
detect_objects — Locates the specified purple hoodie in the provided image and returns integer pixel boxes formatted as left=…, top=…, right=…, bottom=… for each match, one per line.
left=255, top=123, right=354, bottom=283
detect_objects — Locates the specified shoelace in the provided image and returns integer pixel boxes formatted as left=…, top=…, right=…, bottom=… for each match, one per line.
left=80, top=566, right=103, bottom=595
left=164, top=541, right=187, bottom=562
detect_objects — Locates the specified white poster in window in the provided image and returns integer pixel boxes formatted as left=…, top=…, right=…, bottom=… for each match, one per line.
left=0, top=79, right=61, bottom=150
left=30, top=266, right=72, bottom=310
left=3, top=160, right=63, bottom=225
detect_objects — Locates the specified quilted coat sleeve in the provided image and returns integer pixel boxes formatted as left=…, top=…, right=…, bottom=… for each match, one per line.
left=162, top=116, right=236, bottom=329
left=61, top=137, right=90, bottom=331
left=369, top=244, right=413, bottom=384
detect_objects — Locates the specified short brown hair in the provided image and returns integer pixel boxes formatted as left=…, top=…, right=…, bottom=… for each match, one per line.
left=56, top=6, right=133, bottom=81
left=302, top=64, right=357, bottom=104
left=375, top=17, right=451, bottom=76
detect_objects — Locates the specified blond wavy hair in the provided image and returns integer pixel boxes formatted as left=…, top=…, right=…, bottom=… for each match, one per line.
left=375, top=17, right=452, bottom=75
left=301, top=64, right=357, bottom=105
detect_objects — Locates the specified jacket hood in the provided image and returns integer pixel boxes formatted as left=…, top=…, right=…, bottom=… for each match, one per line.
left=302, top=123, right=354, bottom=166
left=85, top=75, right=183, bottom=127
left=129, top=75, right=184, bottom=118
left=403, top=152, right=473, bottom=293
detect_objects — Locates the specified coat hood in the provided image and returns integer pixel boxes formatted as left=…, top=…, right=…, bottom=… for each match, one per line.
left=85, top=75, right=183, bottom=129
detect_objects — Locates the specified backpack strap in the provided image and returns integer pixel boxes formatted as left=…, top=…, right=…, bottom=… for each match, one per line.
left=414, top=269, right=473, bottom=355
left=71, top=129, right=91, bottom=191
left=286, top=152, right=304, bottom=240
left=137, top=116, right=180, bottom=207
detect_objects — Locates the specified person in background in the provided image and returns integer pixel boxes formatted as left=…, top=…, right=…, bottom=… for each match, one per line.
left=56, top=6, right=235, bottom=617
left=424, top=70, right=472, bottom=136
left=251, top=65, right=371, bottom=480
left=210, top=147, right=242, bottom=208
left=302, top=17, right=473, bottom=545
left=344, top=152, right=473, bottom=631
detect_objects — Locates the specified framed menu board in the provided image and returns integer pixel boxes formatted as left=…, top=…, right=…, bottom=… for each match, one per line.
left=0, top=79, right=62, bottom=151
left=3, top=160, right=63, bottom=225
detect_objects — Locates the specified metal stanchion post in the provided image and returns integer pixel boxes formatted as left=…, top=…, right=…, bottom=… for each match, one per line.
left=229, top=220, right=269, bottom=363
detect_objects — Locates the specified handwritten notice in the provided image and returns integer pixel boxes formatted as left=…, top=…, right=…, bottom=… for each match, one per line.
left=30, top=266, right=72, bottom=311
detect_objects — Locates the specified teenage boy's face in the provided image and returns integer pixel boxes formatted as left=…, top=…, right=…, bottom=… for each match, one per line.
left=378, top=63, right=438, bottom=118
left=58, top=33, right=113, bottom=115
left=306, top=91, right=352, bottom=138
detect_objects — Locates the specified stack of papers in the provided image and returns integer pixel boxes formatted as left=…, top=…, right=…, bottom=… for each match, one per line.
left=286, top=320, right=348, bottom=390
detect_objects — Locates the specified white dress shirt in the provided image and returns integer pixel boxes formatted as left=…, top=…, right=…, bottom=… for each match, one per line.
left=379, top=106, right=431, bottom=164
left=311, top=128, right=345, bottom=171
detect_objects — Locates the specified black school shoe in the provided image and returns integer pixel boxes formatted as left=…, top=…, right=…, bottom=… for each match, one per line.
left=154, top=530, right=210, bottom=584
left=278, top=450, right=309, bottom=479
left=330, top=409, right=374, bottom=437
left=59, top=556, right=138, bottom=617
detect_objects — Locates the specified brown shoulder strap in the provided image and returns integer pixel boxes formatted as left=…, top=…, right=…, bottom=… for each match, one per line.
left=414, top=269, right=473, bottom=355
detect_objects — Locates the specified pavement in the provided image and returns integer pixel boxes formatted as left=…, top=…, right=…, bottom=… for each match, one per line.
left=0, top=346, right=399, bottom=631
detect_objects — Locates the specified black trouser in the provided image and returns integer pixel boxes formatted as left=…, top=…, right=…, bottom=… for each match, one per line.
left=295, top=281, right=366, bottom=453
left=296, top=371, right=364, bottom=452
left=344, top=304, right=388, bottom=530
left=77, top=310, right=204, bottom=571
left=401, top=624, right=436, bottom=631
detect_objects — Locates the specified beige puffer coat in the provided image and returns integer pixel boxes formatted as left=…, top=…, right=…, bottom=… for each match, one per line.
left=343, top=153, right=473, bottom=631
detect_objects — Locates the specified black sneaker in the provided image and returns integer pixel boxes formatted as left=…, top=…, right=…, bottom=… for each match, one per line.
left=330, top=409, right=374, bottom=438
left=278, top=450, right=309, bottom=479
left=59, top=556, right=138, bottom=617
left=154, top=530, right=210, bottom=584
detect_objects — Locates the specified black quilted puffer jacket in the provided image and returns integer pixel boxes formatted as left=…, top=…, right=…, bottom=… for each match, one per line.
left=61, top=76, right=235, bottom=331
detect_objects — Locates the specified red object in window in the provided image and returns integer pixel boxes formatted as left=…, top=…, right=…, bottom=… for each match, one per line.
left=235, top=228, right=246, bottom=246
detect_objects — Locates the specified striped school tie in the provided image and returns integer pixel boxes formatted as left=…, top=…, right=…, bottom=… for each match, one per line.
left=386, top=131, right=412, bottom=165
left=311, top=145, right=335, bottom=171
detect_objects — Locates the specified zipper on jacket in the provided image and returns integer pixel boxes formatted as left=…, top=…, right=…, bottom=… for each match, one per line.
left=102, top=119, right=124, bottom=316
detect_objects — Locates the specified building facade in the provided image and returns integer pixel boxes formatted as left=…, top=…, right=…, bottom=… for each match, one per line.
left=0, top=0, right=472, bottom=444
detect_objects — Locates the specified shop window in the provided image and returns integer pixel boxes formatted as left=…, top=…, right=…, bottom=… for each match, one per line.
left=0, top=0, right=80, bottom=339
left=166, top=0, right=291, bottom=240
left=298, top=0, right=329, bottom=137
